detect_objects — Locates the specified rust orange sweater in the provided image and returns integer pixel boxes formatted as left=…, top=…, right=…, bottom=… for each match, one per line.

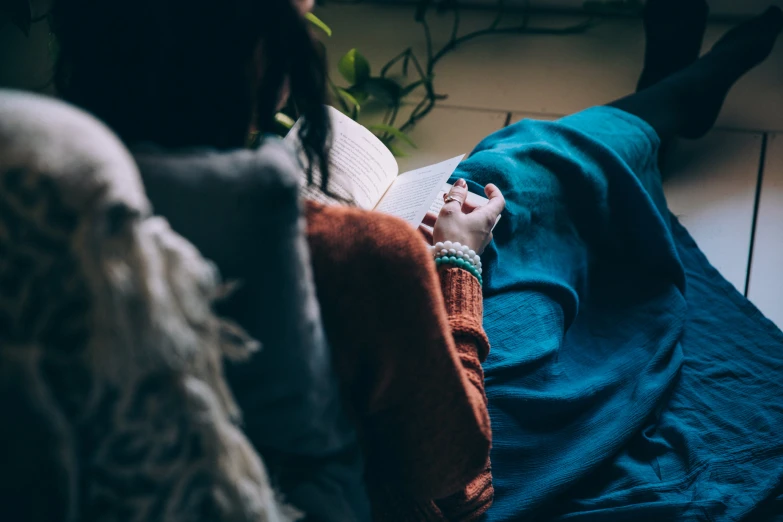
left=305, top=201, right=493, bottom=521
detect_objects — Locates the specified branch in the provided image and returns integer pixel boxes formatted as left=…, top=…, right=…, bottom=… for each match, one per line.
left=400, top=95, right=436, bottom=133
left=386, top=102, right=401, bottom=128
left=422, top=16, right=434, bottom=73
left=380, top=48, right=414, bottom=78
left=450, top=1, right=461, bottom=46
left=431, top=18, right=595, bottom=68
left=491, top=0, right=506, bottom=30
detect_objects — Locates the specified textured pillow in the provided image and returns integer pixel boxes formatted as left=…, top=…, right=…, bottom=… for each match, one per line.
left=0, top=90, right=296, bottom=522
left=133, top=138, right=356, bottom=458
left=133, top=135, right=367, bottom=522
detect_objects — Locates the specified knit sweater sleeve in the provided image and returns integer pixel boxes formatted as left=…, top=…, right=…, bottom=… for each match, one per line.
left=434, top=266, right=494, bottom=518
left=305, top=202, right=491, bottom=503
left=437, top=265, right=490, bottom=399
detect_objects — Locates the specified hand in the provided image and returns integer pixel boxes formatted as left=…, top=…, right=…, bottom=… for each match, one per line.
left=418, top=179, right=505, bottom=255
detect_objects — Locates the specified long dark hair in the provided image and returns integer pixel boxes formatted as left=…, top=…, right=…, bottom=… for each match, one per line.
left=51, top=0, right=330, bottom=187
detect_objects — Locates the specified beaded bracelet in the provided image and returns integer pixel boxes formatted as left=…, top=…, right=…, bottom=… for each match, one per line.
left=429, top=241, right=482, bottom=274
left=429, top=241, right=483, bottom=285
left=435, top=255, right=483, bottom=285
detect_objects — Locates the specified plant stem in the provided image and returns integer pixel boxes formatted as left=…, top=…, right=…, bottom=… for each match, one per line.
left=421, top=18, right=434, bottom=74
left=491, top=0, right=506, bottom=29
left=405, top=50, right=434, bottom=98
left=400, top=95, right=436, bottom=133
left=387, top=102, right=401, bottom=128
left=430, top=18, right=595, bottom=69
left=522, top=0, right=531, bottom=28
left=450, top=2, right=461, bottom=46
left=352, top=0, right=596, bottom=152
left=381, top=48, right=413, bottom=78
left=328, top=77, right=350, bottom=113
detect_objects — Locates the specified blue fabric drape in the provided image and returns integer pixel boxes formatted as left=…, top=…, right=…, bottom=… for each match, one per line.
left=452, top=107, right=783, bottom=521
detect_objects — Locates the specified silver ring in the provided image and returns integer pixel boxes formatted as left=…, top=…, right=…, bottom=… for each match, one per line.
left=443, top=195, right=462, bottom=205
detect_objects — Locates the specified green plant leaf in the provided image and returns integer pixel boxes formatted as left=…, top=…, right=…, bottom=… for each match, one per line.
left=329, top=81, right=349, bottom=113
left=334, top=87, right=361, bottom=119
left=247, top=130, right=261, bottom=147
left=274, top=112, right=296, bottom=130
left=364, top=77, right=402, bottom=106
left=305, top=12, right=332, bottom=37
left=335, top=87, right=360, bottom=109
left=1, top=0, right=32, bottom=36
left=346, top=86, right=369, bottom=105
left=338, top=49, right=371, bottom=85
left=368, top=124, right=417, bottom=149
left=387, top=143, right=408, bottom=157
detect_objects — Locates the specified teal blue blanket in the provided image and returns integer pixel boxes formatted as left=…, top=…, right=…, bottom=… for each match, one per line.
left=453, top=107, right=783, bottom=521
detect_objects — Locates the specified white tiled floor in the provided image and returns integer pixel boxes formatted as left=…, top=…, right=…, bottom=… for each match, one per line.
left=664, top=132, right=763, bottom=294
left=510, top=112, right=560, bottom=123
left=320, top=3, right=783, bottom=326
left=396, top=107, right=507, bottom=173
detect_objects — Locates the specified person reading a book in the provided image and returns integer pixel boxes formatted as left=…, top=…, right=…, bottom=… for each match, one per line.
left=51, top=0, right=783, bottom=520
left=52, top=0, right=501, bottom=520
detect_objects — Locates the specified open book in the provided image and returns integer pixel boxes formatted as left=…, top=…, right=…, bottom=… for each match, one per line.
left=285, top=106, right=493, bottom=227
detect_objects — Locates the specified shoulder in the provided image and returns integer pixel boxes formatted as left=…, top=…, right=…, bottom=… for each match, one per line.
left=305, top=202, right=436, bottom=283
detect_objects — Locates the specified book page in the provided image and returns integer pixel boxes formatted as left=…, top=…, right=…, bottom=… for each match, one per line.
left=286, top=106, right=398, bottom=209
left=374, top=155, right=464, bottom=226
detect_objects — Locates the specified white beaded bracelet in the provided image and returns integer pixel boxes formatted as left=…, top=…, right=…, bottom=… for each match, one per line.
left=428, top=241, right=483, bottom=275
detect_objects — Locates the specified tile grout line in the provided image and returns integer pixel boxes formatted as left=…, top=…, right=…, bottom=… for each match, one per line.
left=435, top=102, right=781, bottom=135
left=744, top=132, right=768, bottom=298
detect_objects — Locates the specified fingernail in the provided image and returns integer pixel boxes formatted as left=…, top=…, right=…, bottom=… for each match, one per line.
left=455, top=178, right=467, bottom=188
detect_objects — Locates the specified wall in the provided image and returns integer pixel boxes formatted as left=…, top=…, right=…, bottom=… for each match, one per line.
left=0, top=0, right=54, bottom=93
left=0, top=0, right=769, bottom=93
left=375, top=0, right=773, bottom=17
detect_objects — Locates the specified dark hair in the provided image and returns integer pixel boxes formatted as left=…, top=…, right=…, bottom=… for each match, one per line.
left=51, top=0, right=330, bottom=187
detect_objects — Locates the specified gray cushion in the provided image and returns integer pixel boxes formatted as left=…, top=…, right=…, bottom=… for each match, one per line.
left=134, top=140, right=370, bottom=522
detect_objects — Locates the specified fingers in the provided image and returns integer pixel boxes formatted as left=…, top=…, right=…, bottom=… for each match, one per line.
left=440, top=178, right=468, bottom=215
left=481, top=183, right=506, bottom=219
left=422, top=211, right=439, bottom=227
